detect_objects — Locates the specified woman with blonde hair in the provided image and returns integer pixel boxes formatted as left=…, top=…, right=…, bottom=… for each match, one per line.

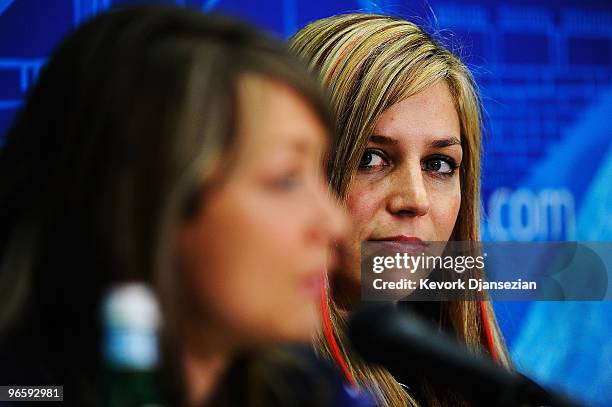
left=290, top=13, right=511, bottom=406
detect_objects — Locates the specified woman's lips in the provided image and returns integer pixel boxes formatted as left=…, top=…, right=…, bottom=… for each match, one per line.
left=301, top=272, right=325, bottom=298
left=373, top=235, right=424, bottom=242
left=368, top=236, right=428, bottom=254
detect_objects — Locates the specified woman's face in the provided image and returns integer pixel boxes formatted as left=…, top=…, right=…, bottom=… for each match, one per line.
left=177, top=75, right=347, bottom=348
left=339, top=81, right=463, bottom=301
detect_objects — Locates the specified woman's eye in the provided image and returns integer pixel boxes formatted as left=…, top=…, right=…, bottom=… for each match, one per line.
left=269, top=171, right=304, bottom=192
left=273, top=175, right=299, bottom=190
left=359, top=149, right=388, bottom=168
left=424, top=156, right=457, bottom=175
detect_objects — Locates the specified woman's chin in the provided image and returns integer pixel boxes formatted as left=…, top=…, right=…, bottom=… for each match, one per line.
left=275, top=304, right=322, bottom=343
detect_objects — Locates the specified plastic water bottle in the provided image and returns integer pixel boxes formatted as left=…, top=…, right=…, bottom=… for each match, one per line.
left=101, top=283, right=165, bottom=407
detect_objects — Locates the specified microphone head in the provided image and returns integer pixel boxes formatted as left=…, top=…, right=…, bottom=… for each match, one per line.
left=348, top=303, right=445, bottom=368
left=347, top=303, right=391, bottom=360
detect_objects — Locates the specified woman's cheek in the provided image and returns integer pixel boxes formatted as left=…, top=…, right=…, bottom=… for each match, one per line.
left=430, top=187, right=461, bottom=241
left=344, top=179, right=383, bottom=280
left=346, top=178, right=382, bottom=234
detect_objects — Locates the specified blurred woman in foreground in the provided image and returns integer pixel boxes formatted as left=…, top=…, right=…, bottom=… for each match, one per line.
left=290, top=13, right=511, bottom=406
left=0, top=5, right=347, bottom=405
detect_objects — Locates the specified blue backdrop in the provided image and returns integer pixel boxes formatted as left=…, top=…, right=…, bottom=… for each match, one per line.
left=1, top=1, right=610, bottom=405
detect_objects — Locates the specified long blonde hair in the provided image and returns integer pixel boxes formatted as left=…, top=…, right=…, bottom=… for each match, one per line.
left=290, top=13, right=511, bottom=406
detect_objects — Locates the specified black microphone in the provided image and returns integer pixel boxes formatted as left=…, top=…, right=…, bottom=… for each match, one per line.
left=348, top=303, right=583, bottom=407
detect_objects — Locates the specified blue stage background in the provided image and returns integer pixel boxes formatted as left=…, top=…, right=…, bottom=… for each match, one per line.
left=1, top=1, right=610, bottom=405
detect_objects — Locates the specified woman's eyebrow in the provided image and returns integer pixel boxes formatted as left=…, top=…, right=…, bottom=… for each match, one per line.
left=286, top=137, right=324, bottom=156
left=370, top=135, right=398, bottom=145
left=429, top=137, right=461, bottom=148
left=276, top=137, right=309, bottom=154
left=370, top=135, right=461, bottom=149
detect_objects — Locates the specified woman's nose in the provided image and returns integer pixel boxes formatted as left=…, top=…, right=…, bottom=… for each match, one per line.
left=386, top=164, right=430, bottom=217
